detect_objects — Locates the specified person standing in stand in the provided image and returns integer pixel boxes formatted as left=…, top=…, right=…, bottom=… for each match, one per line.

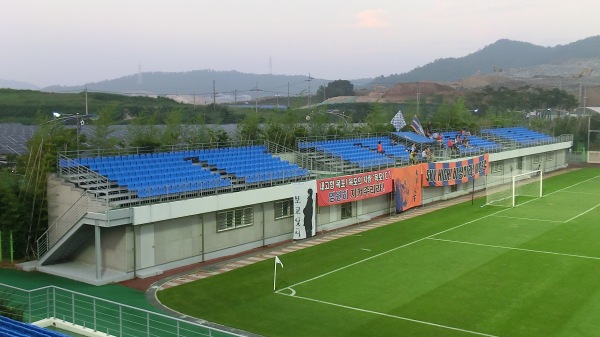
left=377, top=141, right=385, bottom=154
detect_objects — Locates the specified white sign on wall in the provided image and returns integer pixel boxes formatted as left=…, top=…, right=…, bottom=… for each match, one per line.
left=293, top=180, right=317, bottom=240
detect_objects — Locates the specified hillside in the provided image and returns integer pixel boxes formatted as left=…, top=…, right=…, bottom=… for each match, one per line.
left=373, top=36, right=600, bottom=85
left=43, top=70, right=333, bottom=98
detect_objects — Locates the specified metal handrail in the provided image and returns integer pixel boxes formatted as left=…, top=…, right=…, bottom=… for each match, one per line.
left=0, top=283, right=245, bottom=337
left=36, top=190, right=91, bottom=259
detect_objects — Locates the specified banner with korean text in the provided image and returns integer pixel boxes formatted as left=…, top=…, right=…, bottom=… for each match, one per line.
left=316, top=169, right=393, bottom=206
left=423, top=154, right=489, bottom=186
left=293, top=180, right=317, bottom=240
left=391, top=166, right=423, bottom=212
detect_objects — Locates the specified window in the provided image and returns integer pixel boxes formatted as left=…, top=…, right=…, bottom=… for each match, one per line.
left=533, top=154, right=541, bottom=164
left=274, top=198, right=293, bottom=219
left=546, top=153, right=553, bottom=162
left=491, top=161, right=503, bottom=174
left=341, top=202, right=352, bottom=219
left=217, top=207, right=253, bottom=232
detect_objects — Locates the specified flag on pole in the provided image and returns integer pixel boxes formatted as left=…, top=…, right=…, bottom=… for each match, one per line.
left=275, top=256, right=284, bottom=268
left=390, top=110, right=407, bottom=131
left=274, top=256, right=284, bottom=291
left=411, top=115, right=425, bottom=136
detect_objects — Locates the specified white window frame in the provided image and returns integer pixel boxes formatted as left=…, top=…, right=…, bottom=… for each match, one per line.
left=274, top=198, right=294, bottom=220
left=217, top=206, right=253, bottom=232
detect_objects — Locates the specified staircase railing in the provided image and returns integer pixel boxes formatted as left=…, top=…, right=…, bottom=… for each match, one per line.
left=37, top=190, right=92, bottom=260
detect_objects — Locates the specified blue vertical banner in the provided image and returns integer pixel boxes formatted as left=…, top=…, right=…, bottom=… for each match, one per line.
left=411, top=115, right=425, bottom=136
left=293, top=180, right=317, bottom=240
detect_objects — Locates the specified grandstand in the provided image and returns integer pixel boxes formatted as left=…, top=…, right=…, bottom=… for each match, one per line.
left=0, top=315, right=68, bottom=337
left=59, top=145, right=310, bottom=204
left=21, top=127, right=573, bottom=286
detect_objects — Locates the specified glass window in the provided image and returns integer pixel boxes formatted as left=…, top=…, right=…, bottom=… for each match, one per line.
left=341, top=202, right=352, bottom=219
left=274, top=198, right=294, bottom=220
left=217, top=207, right=253, bottom=232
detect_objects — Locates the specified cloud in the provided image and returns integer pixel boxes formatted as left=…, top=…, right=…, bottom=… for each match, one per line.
left=353, top=9, right=389, bottom=28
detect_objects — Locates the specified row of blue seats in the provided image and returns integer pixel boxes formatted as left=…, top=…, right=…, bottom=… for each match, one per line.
left=135, top=179, right=232, bottom=198
left=64, top=145, right=269, bottom=165
left=97, top=166, right=214, bottom=177
left=88, top=160, right=196, bottom=171
left=117, top=173, right=223, bottom=185
left=0, top=316, right=68, bottom=337
left=244, top=169, right=310, bottom=184
left=482, top=127, right=553, bottom=141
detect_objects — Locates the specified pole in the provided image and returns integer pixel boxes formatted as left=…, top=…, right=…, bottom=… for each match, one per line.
left=85, top=86, right=88, bottom=115
left=10, top=230, right=13, bottom=263
left=471, top=178, right=475, bottom=205
left=273, top=258, right=278, bottom=291
left=588, top=116, right=591, bottom=163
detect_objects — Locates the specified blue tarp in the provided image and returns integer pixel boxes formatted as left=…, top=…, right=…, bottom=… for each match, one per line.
left=392, top=132, right=435, bottom=144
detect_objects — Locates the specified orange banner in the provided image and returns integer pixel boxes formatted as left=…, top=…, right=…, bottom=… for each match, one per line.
left=391, top=166, right=423, bottom=212
left=423, top=154, right=489, bottom=186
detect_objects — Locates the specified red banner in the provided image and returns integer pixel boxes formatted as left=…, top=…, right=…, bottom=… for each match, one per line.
left=391, top=166, right=423, bottom=212
left=317, top=169, right=393, bottom=206
left=423, top=154, right=489, bottom=186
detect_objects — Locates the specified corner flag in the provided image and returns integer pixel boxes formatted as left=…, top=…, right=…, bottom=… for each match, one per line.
left=273, top=256, right=284, bottom=291
left=411, top=115, right=425, bottom=136
left=275, top=256, right=284, bottom=268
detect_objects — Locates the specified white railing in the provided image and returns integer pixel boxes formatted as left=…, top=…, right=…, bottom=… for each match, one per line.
left=0, top=283, right=244, bottom=337
left=36, top=191, right=91, bottom=259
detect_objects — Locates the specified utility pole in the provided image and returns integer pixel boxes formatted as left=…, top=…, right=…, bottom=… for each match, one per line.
left=251, top=83, right=261, bottom=114
left=84, top=85, right=88, bottom=116
left=306, top=73, right=314, bottom=107
left=416, top=82, right=421, bottom=115
left=212, top=80, right=216, bottom=111
left=287, top=82, right=290, bottom=108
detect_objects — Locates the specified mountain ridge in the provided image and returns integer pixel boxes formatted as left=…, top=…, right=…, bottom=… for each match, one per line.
left=2, top=36, right=599, bottom=94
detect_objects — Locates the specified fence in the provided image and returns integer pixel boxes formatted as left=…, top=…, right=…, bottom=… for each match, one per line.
left=0, top=284, right=243, bottom=337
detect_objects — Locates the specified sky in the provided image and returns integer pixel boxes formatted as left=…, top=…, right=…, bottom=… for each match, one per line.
left=1, top=0, right=599, bottom=88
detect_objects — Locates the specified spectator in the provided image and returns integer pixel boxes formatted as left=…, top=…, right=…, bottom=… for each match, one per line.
left=377, top=141, right=384, bottom=154
left=409, top=149, right=418, bottom=165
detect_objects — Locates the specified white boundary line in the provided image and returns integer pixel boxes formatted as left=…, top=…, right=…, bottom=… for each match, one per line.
left=564, top=204, right=600, bottom=223
left=274, top=174, right=600, bottom=335
left=427, top=237, right=600, bottom=261
left=278, top=292, right=500, bottom=337
left=559, top=191, right=600, bottom=196
left=491, top=215, right=563, bottom=223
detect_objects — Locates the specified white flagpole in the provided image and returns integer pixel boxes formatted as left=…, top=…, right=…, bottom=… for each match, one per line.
left=273, top=256, right=283, bottom=291
left=273, top=258, right=278, bottom=291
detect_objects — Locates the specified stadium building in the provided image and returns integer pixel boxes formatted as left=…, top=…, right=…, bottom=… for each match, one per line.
left=22, top=127, right=572, bottom=285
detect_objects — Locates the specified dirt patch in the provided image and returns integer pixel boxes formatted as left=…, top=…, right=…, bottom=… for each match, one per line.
left=381, top=82, right=457, bottom=103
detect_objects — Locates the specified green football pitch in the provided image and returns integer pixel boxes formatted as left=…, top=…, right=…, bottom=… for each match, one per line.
left=158, top=168, right=600, bottom=337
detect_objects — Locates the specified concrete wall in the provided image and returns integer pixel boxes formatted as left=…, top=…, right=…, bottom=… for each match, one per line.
left=47, top=175, right=86, bottom=225
left=77, top=225, right=133, bottom=272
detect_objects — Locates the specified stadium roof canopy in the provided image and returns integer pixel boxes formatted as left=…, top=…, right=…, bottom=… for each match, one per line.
left=587, top=107, right=600, bottom=114
left=392, top=131, right=435, bottom=144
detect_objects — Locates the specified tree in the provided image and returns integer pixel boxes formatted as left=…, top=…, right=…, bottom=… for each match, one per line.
left=237, top=112, right=262, bottom=141
left=127, top=111, right=161, bottom=151
left=316, top=80, right=355, bottom=101
left=364, top=101, right=393, bottom=133
left=89, top=105, right=118, bottom=150
left=161, top=109, right=184, bottom=146
left=431, top=97, right=474, bottom=130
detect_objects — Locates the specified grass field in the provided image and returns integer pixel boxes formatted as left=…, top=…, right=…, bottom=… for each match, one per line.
left=158, top=168, right=600, bottom=337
